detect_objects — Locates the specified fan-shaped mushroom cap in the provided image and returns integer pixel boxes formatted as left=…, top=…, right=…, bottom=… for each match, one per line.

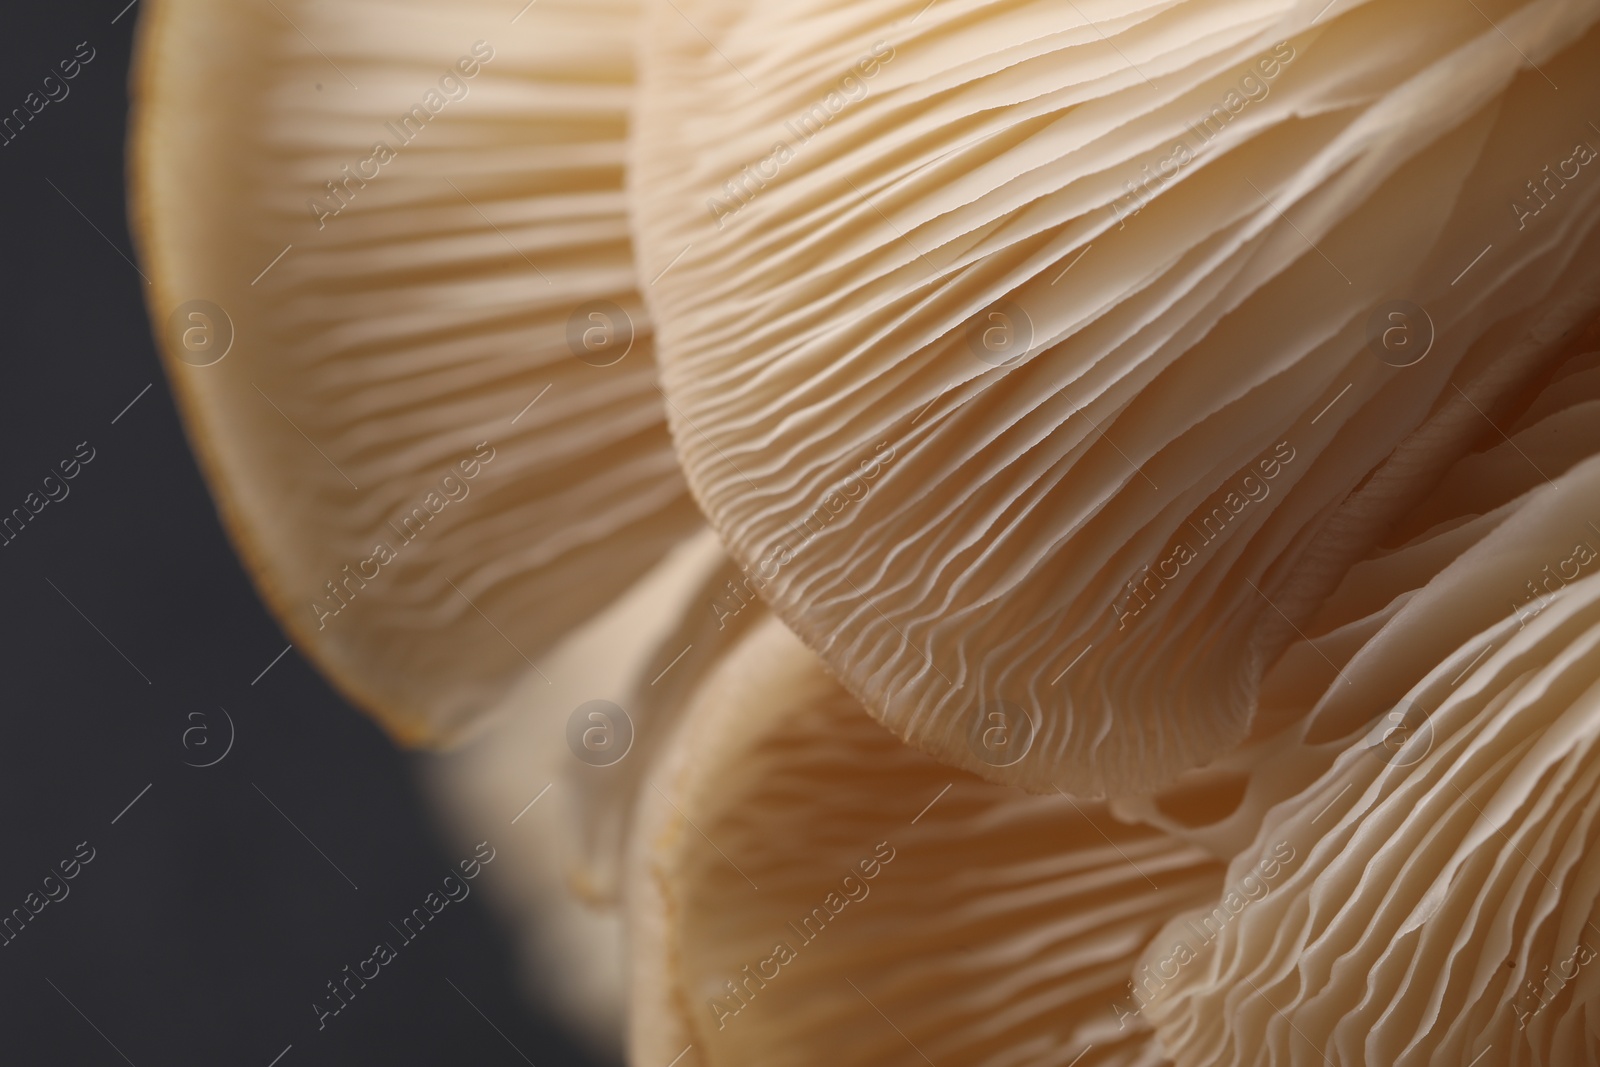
left=1135, top=446, right=1600, bottom=1065
left=629, top=0, right=1600, bottom=795
left=132, top=0, right=698, bottom=744
left=1113, top=331, right=1600, bottom=859
left=631, top=613, right=1226, bottom=1067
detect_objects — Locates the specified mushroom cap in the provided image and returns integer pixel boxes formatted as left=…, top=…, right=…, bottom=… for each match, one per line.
left=131, top=0, right=699, bottom=745
left=1134, top=371, right=1600, bottom=1063
left=1112, top=328, right=1600, bottom=859
left=629, top=0, right=1600, bottom=795
left=631, top=613, right=1226, bottom=1067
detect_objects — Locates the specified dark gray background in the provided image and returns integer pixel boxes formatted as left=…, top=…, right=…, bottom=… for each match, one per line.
left=0, top=3, right=606, bottom=1064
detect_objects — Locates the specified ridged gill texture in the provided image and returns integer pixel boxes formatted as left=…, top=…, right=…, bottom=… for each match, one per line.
left=132, top=0, right=699, bottom=744
left=631, top=614, right=1226, bottom=1067
left=630, top=0, right=1600, bottom=795
left=1132, top=343, right=1600, bottom=1064
left=1111, top=331, right=1600, bottom=860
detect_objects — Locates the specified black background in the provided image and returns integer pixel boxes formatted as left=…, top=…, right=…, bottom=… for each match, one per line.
left=0, top=4, right=605, bottom=1064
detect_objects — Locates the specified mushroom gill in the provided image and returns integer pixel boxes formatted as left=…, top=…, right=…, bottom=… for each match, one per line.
left=629, top=0, right=1600, bottom=795
left=131, top=0, right=699, bottom=745
left=1133, top=421, right=1600, bottom=1062
left=631, top=613, right=1226, bottom=1067
left=127, top=0, right=1600, bottom=1062
left=1112, top=328, right=1600, bottom=860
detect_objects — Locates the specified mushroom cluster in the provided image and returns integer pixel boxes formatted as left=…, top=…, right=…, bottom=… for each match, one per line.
left=131, top=0, right=1600, bottom=1063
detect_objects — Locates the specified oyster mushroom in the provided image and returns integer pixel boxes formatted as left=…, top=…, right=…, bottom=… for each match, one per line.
left=629, top=0, right=1600, bottom=795
left=1111, top=328, right=1600, bottom=860
left=132, top=0, right=699, bottom=746
left=129, top=0, right=717, bottom=1050
left=1143, top=516, right=1600, bottom=1063
left=128, top=0, right=1600, bottom=1062
left=1133, top=355, right=1600, bottom=1064
left=632, top=613, right=1226, bottom=1067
